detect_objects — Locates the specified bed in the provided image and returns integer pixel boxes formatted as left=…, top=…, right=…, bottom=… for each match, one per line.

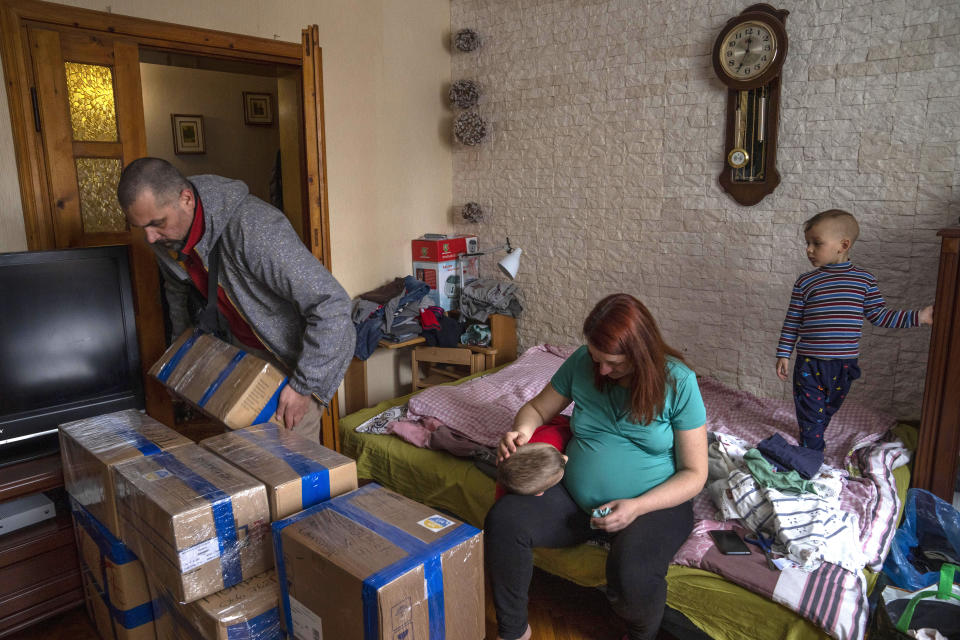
left=340, top=345, right=914, bottom=640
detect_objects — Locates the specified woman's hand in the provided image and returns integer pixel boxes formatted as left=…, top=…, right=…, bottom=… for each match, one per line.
left=590, top=498, right=642, bottom=533
left=499, top=383, right=572, bottom=462
left=498, top=430, right=530, bottom=462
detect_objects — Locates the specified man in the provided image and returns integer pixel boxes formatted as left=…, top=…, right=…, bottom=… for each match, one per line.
left=117, top=157, right=354, bottom=441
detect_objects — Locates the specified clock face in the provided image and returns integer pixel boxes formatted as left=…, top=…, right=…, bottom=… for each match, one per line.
left=719, top=20, right=778, bottom=80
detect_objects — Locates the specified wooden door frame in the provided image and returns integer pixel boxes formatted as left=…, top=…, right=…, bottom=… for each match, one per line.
left=0, top=0, right=338, bottom=440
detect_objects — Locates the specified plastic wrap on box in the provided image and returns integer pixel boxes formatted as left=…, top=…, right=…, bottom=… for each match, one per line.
left=113, top=443, right=272, bottom=603
left=272, top=483, right=484, bottom=640
left=149, top=329, right=288, bottom=430
left=60, top=408, right=193, bottom=537
left=149, top=569, right=282, bottom=640
left=71, top=496, right=155, bottom=639
left=201, top=423, right=358, bottom=520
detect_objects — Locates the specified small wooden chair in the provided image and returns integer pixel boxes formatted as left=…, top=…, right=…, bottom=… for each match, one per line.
left=410, top=346, right=486, bottom=391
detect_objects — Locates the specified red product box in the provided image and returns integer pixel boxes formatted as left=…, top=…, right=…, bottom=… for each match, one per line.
left=411, top=235, right=478, bottom=262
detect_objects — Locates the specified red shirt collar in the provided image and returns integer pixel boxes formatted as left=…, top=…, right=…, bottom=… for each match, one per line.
left=182, top=193, right=205, bottom=254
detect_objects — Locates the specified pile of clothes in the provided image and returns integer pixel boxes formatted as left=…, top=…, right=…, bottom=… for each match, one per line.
left=352, top=276, right=431, bottom=359
left=351, top=276, right=462, bottom=360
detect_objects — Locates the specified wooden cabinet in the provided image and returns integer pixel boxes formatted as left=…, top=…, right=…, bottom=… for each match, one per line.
left=913, top=226, right=960, bottom=503
left=0, top=455, right=83, bottom=637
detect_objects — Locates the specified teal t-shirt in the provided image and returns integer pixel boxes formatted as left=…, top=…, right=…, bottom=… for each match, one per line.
left=550, top=346, right=706, bottom=513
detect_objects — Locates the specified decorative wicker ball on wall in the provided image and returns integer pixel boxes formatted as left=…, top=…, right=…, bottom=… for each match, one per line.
left=449, top=80, right=480, bottom=109
left=461, top=202, right=484, bottom=223
left=454, top=29, right=481, bottom=52
left=453, top=112, right=488, bottom=146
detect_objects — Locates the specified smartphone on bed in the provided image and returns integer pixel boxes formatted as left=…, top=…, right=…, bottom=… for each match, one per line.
left=709, top=529, right=751, bottom=555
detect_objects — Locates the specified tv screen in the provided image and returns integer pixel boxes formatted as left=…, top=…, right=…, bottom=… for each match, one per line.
left=0, top=246, right=144, bottom=464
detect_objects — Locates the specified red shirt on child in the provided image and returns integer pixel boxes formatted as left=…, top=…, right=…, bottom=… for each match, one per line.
left=494, top=415, right=572, bottom=500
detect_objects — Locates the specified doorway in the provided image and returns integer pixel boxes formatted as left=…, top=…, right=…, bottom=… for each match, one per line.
left=138, top=50, right=307, bottom=241
left=0, top=1, right=339, bottom=447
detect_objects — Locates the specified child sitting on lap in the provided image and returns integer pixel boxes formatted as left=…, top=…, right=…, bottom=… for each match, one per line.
left=776, top=209, right=933, bottom=451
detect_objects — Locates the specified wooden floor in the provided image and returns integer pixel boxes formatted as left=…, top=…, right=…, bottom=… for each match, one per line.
left=6, top=568, right=684, bottom=640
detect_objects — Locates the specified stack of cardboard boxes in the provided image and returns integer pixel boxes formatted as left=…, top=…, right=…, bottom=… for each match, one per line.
left=59, top=330, right=484, bottom=640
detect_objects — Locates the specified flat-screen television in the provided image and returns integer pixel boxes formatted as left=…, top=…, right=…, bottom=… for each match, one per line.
left=0, top=245, right=144, bottom=466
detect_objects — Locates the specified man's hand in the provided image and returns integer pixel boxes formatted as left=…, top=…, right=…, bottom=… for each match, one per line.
left=919, top=305, right=934, bottom=326
left=776, top=357, right=790, bottom=381
left=276, top=385, right=311, bottom=430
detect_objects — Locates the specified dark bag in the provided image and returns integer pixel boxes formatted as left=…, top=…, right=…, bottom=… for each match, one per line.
left=868, top=564, right=960, bottom=639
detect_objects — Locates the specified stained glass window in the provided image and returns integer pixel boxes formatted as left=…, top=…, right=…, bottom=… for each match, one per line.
left=65, top=62, right=118, bottom=142
left=76, top=157, right=126, bottom=232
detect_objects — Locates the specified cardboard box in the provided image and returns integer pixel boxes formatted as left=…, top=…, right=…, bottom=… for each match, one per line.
left=149, top=329, right=288, bottom=430
left=200, top=423, right=358, bottom=521
left=114, top=443, right=272, bottom=603
left=60, top=408, right=193, bottom=538
left=411, top=235, right=478, bottom=262
left=71, top=497, right=155, bottom=640
left=272, top=483, right=484, bottom=640
left=413, top=254, right=480, bottom=311
left=150, top=570, right=282, bottom=640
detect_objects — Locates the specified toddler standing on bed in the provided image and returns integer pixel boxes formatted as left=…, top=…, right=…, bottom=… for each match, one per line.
left=775, top=209, right=933, bottom=451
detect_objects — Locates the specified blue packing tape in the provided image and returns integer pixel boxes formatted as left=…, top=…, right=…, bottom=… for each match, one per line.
left=198, top=351, right=247, bottom=407
left=70, top=497, right=138, bottom=565
left=252, top=380, right=288, bottom=426
left=272, top=484, right=480, bottom=640
left=80, top=562, right=155, bottom=629
left=150, top=451, right=242, bottom=588
left=112, top=425, right=163, bottom=457
left=225, top=606, right=282, bottom=640
left=234, top=424, right=330, bottom=508
left=156, top=329, right=203, bottom=382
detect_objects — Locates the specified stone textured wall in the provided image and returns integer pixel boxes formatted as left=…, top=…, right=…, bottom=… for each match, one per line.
left=450, top=0, right=959, bottom=419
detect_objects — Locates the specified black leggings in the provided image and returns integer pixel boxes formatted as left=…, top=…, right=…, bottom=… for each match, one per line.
left=484, top=483, right=694, bottom=640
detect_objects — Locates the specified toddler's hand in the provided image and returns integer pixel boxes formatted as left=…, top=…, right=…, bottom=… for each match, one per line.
left=919, top=305, right=934, bottom=326
left=776, top=357, right=790, bottom=381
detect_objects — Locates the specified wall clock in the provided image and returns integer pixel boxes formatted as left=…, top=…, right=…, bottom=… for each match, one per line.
left=712, top=4, right=789, bottom=206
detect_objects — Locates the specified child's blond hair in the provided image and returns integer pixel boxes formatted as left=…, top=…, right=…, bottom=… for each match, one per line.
left=497, top=442, right=566, bottom=495
left=803, top=209, right=860, bottom=244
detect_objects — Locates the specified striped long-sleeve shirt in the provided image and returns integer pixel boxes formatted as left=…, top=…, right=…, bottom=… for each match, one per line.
left=776, top=262, right=920, bottom=359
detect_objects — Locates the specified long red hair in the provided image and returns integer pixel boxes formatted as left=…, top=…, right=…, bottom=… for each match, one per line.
left=582, top=294, right=686, bottom=424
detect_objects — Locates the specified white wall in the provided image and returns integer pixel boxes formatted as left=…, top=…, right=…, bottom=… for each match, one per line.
left=140, top=63, right=279, bottom=203
left=451, top=0, right=960, bottom=420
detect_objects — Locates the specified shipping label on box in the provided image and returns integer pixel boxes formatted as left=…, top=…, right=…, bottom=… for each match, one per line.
left=413, top=254, right=479, bottom=311
left=114, top=444, right=272, bottom=603
left=149, top=329, right=288, bottom=430
left=149, top=569, right=282, bottom=640
left=71, top=497, right=155, bottom=640
left=201, top=423, right=358, bottom=521
left=272, top=483, right=484, bottom=640
left=411, top=235, right=478, bottom=262
left=60, top=408, right=193, bottom=538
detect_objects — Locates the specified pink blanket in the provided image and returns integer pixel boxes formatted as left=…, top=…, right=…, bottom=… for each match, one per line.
left=398, top=344, right=576, bottom=448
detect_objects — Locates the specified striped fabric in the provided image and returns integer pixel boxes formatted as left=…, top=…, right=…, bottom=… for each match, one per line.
left=777, top=262, right=919, bottom=359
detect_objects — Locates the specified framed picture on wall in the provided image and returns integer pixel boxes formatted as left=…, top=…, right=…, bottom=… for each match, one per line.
left=171, top=114, right=205, bottom=154
left=243, top=92, right=273, bottom=125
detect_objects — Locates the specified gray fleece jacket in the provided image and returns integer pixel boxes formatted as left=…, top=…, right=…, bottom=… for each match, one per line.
left=153, top=175, right=354, bottom=405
